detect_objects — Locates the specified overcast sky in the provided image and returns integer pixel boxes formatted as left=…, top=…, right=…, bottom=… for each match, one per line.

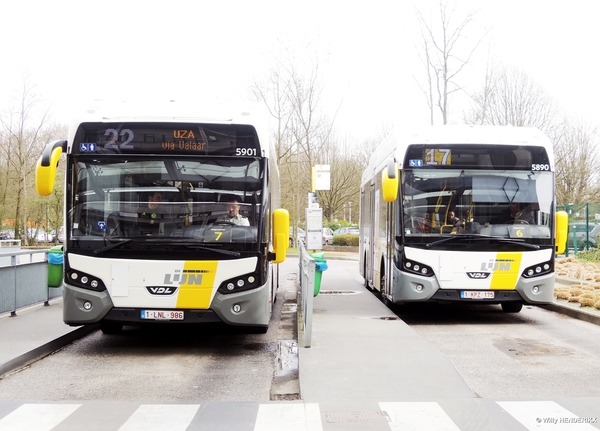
left=1, top=0, right=599, bottom=142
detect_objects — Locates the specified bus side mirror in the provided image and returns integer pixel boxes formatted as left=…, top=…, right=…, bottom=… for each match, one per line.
left=555, top=210, right=568, bottom=255
left=272, top=208, right=289, bottom=263
left=382, top=160, right=398, bottom=202
left=36, top=140, right=67, bottom=196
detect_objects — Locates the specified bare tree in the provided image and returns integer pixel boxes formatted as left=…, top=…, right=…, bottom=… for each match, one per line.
left=251, top=53, right=334, bottom=228
left=465, top=62, right=600, bottom=206
left=0, top=75, right=59, bottom=243
left=465, top=63, right=560, bottom=130
left=551, top=117, right=600, bottom=205
left=414, top=0, right=488, bottom=125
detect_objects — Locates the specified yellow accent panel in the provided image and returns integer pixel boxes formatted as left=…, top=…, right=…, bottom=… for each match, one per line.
left=175, top=261, right=218, bottom=309
left=490, top=252, right=522, bottom=290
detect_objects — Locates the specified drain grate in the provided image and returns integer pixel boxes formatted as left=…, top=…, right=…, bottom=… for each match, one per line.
left=318, top=290, right=361, bottom=295
left=282, top=304, right=297, bottom=313
left=325, top=410, right=391, bottom=423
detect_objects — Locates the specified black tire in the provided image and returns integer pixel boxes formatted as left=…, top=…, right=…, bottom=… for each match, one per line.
left=501, top=302, right=523, bottom=313
left=246, top=325, right=268, bottom=334
left=100, top=321, right=124, bottom=334
left=380, top=264, right=392, bottom=307
left=363, top=259, right=372, bottom=291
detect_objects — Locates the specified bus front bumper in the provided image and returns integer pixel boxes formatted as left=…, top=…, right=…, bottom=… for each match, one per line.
left=392, top=267, right=555, bottom=305
left=62, top=282, right=271, bottom=327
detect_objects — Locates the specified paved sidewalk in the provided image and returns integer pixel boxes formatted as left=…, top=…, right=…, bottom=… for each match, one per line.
left=297, top=258, right=475, bottom=408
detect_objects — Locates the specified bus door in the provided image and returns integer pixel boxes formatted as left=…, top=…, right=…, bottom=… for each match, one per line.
left=366, top=181, right=376, bottom=288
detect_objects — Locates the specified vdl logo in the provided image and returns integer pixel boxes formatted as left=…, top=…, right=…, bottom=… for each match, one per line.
left=146, top=286, right=177, bottom=296
left=467, top=272, right=490, bottom=279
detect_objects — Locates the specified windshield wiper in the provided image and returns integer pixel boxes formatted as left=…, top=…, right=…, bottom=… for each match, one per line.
left=179, top=242, right=241, bottom=256
left=149, top=239, right=242, bottom=256
left=93, top=237, right=241, bottom=257
left=93, top=238, right=133, bottom=255
left=425, top=234, right=540, bottom=250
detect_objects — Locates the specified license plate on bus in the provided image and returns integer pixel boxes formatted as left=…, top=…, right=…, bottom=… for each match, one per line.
left=141, top=310, right=184, bottom=320
left=461, top=291, right=495, bottom=299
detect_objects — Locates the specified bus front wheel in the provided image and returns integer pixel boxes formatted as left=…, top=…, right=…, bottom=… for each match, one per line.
left=100, top=321, right=124, bottom=334
left=501, top=302, right=523, bottom=313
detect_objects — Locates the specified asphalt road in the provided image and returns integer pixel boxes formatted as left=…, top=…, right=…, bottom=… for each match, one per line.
left=392, top=301, right=600, bottom=399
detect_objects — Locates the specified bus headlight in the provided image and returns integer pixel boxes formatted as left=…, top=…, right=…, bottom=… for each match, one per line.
left=522, top=261, right=553, bottom=279
left=218, top=273, right=260, bottom=294
left=401, top=257, right=434, bottom=277
left=67, top=269, right=106, bottom=292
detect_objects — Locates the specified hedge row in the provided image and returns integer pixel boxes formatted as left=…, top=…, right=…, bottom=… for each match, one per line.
left=332, top=234, right=359, bottom=247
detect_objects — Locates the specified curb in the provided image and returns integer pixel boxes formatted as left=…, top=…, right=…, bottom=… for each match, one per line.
left=0, top=324, right=99, bottom=379
left=539, top=302, right=600, bottom=326
left=551, top=276, right=600, bottom=324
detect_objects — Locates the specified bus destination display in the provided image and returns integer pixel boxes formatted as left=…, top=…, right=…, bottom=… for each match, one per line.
left=405, top=144, right=551, bottom=170
left=74, top=123, right=260, bottom=156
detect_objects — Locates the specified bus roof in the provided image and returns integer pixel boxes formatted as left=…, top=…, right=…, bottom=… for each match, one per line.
left=67, top=100, right=273, bottom=157
left=362, top=125, right=553, bottom=185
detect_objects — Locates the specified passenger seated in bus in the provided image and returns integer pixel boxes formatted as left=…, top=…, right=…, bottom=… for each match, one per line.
left=216, top=195, right=250, bottom=226
left=416, top=213, right=431, bottom=233
left=447, top=211, right=460, bottom=225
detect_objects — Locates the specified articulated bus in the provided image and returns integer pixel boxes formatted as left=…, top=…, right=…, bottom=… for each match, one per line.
left=36, top=102, right=289, bottom=334
left=360, top=126, right=568, bottom=313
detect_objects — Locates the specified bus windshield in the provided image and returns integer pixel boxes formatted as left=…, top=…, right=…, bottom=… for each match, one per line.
left=402, top=169, right=553, bottom=242
left=68, top=156, right=263, bottom=253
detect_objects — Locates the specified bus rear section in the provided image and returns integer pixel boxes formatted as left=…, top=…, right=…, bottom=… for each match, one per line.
left=36, top=108, right=289, bottom=333
left=360, top=126, right=568, bottom=312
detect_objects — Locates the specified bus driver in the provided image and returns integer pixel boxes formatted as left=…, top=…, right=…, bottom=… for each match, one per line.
left=217, top=195, right=250, bottom=226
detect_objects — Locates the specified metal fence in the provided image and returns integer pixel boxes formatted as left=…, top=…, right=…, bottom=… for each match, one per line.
left=0, top=245, right=61, bottom=316
left=557, top=203, right=600, bottom=255
left=297, top=242, right=315, bottom=348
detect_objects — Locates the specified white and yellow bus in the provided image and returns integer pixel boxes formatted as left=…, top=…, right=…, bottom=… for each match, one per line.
left=36, top=102, right=289, bottom=333
left=359, top=126, right=568, bottom=313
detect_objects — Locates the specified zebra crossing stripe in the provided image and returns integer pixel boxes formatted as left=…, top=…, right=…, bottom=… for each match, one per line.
left=118, top=404, right=200, bottom=431
left=254, top=403, right=322, bottom=431
left=0, top=404, right=81, bottom=431
left=497, top=401, right=598, bottom=430
left=379, top=402, right=461, bottom=431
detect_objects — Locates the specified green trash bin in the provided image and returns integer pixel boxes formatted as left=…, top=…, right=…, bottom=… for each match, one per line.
left=48, top=245, right=64, bottom=288
left=310, top=252, right=328, bottom=297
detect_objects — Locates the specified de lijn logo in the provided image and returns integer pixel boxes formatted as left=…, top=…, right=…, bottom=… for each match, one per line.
left=163, top=269, right=208, bottom=285
left=480, top=259, right=514, bottom=271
